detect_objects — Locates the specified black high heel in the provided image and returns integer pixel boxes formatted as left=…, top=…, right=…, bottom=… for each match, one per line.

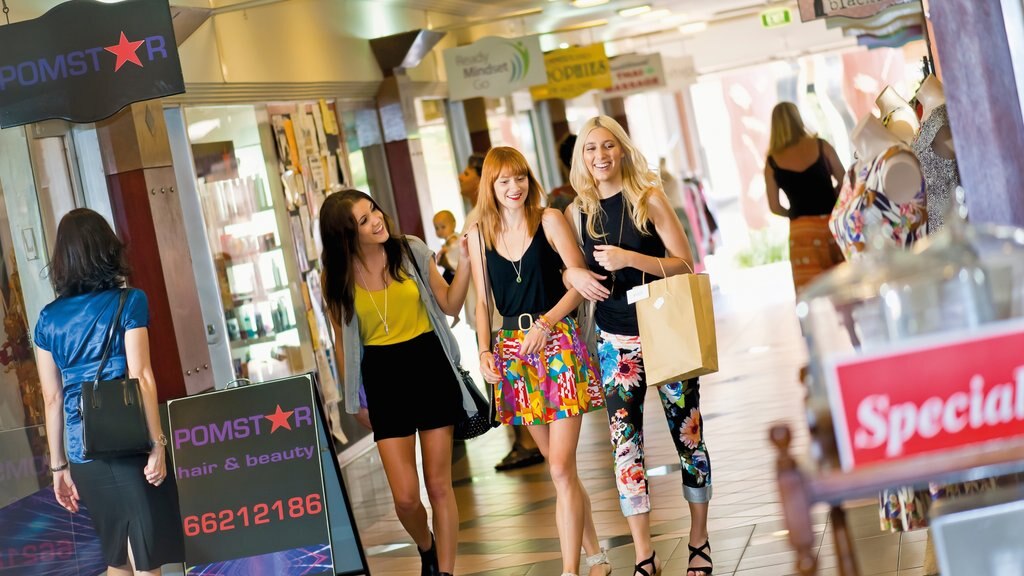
left=687, top=539, right=713, bottom=575
left=418, top=533, right=440, bottom=576
left=634, top=551, right=658, bottom=576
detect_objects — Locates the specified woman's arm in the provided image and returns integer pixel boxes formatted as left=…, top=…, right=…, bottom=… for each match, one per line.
left=466, top=226, right=500, bottom=383
left=765, top=162, right=790, bottom=218
left=427, top=235, right=471, bottom=316
left=593, top=189, right=694, bottom=278
left=561, top=205, right=609, bottom=301
left=125, top=327, right=168, bottom=486
left=37, top=347, right=79, bottom=512
left=823, top=140, right=846, bottom=196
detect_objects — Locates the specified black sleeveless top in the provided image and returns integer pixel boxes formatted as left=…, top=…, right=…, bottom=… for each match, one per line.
left=486, top=231, right=566, bottom=317
left=582, top=193, right=665, bottom=336
left=768, top=139, right=837, bottom=219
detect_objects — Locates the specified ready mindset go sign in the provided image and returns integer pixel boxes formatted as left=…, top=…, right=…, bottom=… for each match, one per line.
left=0, top=0, right=185, bottom=128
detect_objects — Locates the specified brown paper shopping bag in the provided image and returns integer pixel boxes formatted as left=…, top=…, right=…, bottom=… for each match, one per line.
left=634, top=271, right=718, bottom=386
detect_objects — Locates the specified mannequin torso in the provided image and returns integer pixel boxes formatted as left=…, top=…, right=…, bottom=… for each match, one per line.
left=876, top=86, right=920, bottom=144
left=851, top=115, right=922, bottom=204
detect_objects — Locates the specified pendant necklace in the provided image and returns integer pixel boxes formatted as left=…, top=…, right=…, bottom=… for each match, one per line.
left=501, top=227, right=526, bottom=284
left=596, top=195, right=626, bottom=291
left=356, top=251, right=389, bottom=334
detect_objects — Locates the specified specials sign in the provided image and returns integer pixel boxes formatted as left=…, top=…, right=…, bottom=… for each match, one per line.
left=530, top=43, right=611, bottom=101
left=443, top=35, right=547, bottom=101
left=797, top=0, right=917, bottom=22
left=168, top=375, right=333, bottom=572
left=0, top=0, right=184, bottom=128
left=826, top=321, right=1024, bottom=471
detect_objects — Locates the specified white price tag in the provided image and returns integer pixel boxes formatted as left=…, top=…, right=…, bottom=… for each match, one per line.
left=626, top=284, right=650, bottom=305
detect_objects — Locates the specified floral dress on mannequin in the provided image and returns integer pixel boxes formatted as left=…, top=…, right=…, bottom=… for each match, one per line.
left=829, top=145, right=930, bottom=531
left=829, top=144, right=928, bottom=261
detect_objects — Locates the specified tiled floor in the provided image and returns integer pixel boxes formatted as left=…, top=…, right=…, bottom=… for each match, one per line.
left=341, top=263, right=929, bottom=576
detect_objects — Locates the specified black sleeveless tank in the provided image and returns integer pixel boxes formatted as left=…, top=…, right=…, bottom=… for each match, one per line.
left=582, top=193, right=665, bottom=336
left=768, top=139, right=837, bottom=219
left=486, top=231, right=566, bottom=317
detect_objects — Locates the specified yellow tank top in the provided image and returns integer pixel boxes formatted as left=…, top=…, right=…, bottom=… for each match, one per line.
left=354, top=272, right=432, bottom=345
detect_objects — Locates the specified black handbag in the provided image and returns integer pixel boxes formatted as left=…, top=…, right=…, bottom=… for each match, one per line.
left=79, top=289, right=153, bottom=459
left=403, top=237, right=498, bottom=440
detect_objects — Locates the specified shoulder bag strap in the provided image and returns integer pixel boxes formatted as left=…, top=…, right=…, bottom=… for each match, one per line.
left=476, top=227, right=492, bottom=335
left=402, top=236, right=423, bottom=281
left=93, top=288, right=129, bottom=389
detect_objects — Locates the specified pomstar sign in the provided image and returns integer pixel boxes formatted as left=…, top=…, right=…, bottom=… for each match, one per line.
left=826, top=321, right=1024, bottom=470
left=0, top=0, right=184, bottom=128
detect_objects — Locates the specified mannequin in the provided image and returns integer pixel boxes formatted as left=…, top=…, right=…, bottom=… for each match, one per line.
left=875, top=86, right=920, bottom=144
left=911, top=74, right=960, bottom=233
left=850, top=114, right=923, bottom=204
left=915, top=75, right=945, bottom=122
left=914, top=75, right=956, bottom=159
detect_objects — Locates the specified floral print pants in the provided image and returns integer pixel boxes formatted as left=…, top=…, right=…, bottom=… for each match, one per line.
left=597, top=331, right=712, bottom=517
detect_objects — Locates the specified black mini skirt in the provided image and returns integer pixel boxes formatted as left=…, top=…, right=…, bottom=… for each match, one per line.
left=361, top=330, right=463, bottom=441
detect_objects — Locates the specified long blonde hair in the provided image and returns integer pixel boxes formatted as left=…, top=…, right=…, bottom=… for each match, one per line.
left=569, top=115, right=659, bottom=239
left=769, top=102, right=813, bottom=155
left=477, top=147, right=545, bottom=249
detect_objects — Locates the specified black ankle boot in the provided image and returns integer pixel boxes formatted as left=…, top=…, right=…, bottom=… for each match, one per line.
left=418, top=533, right=440, bottom=576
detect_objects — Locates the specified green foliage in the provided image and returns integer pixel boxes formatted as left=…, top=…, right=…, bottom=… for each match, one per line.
left=735, top=228, right=789, bottom=268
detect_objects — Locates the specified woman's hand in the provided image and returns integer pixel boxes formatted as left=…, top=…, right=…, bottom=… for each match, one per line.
left=53, top=469, right=80, bottom=513
left=593, top=245, right=634, bottom=272
left=520, top=325, right=549, bottom=356
left=480, top=351, right=501, bottom=384
left=457, top=234, right=470, bottom=265
left=564, top=267, right=609, bottom=302
left=145, top=445, right=167, bottom=487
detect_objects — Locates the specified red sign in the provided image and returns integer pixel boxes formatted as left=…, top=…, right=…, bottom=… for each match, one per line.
left=826, top=322, right=1024, bottom=470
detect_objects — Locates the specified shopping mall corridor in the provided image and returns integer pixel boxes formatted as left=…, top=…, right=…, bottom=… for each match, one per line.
left=340, top=263, right=929, bottom=576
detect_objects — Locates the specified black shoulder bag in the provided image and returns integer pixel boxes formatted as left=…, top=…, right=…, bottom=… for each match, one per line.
left=79, top=289, right=153, bottom=459
left=403, top=237, right=497, bottom=440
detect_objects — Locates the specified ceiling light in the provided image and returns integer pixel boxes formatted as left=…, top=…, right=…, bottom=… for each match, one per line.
left=559, top=42, right=570, bottom=49
left=678, top=21, right=708, bottom=35
left=187, top=119, right=221, bottom=140
left=640, top=8, right=671, bottom=19
left=572, top=0, right=609, bottom=7
left=618, top=5, right=651, bottom=17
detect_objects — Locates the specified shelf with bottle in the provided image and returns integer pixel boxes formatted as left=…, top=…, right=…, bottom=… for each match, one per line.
left=224, top=297, right=298, bottom=346
left=198, top=175, right=275, bottom=230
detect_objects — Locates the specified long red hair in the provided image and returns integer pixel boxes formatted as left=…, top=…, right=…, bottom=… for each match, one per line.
left=477, top=147, right=546, bottom=249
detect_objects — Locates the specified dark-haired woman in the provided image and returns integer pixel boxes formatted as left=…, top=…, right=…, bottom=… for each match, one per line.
left=35, top=208, right=184, bottom=576
left=320, top=190, right=471, bottom=576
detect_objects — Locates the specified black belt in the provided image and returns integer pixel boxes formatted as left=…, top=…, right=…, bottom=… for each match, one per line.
left=501, top=313, right=544, bottom=331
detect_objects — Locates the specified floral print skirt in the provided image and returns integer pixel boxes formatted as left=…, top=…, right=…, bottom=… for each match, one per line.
left=597, top=331, right=712, bottom=516
left=492, top=315, right=603, bottom=425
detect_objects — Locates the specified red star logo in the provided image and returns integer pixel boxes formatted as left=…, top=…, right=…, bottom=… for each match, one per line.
left=105, top=32, right=145, bottom=72
left=265, top=404, right=294, bottom=433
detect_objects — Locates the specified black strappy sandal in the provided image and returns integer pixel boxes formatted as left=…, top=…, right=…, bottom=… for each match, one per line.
left=687, top=539, right=713, bottom=575
left=634, top=551, right=658, bottom=576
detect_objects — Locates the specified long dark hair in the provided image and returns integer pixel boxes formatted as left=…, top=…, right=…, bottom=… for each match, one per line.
left=48, top=208, right=130, bottom=297
left=320, top=189, right=407, bottom=325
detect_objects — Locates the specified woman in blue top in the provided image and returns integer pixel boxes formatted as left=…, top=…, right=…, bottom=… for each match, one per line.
left=35, top=208, right=183, bottom=576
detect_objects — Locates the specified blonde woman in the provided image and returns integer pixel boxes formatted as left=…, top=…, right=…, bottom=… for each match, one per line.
left=466, top=147, right=610, bottom=576
left=764, top=102, right=846, bottom=292
left=564, top=116, right=712, bottom=576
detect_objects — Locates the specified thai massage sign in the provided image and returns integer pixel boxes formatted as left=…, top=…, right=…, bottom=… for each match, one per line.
left=0, top=0, right=184, bottom=128
left=797, top=0, right=916, bottom=22
left=443, top=35, right=547, bottom=101
left=603, top=53, right=666, bottom=98
left=530, top=43, right=612, bottom=101
left=825, top=321, right=1024, bottom=471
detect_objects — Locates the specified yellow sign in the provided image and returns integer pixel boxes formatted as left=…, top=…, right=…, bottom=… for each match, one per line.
left=530, top=44, right=612, bottom=101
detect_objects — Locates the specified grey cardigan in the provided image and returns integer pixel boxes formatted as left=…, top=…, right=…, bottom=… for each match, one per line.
left=338, top=235, right=475, bottom=416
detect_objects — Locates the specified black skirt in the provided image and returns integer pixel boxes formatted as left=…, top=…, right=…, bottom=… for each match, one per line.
left=361, top=330, right=463, bottom=441
left=70, top=452, right=185, bottom=570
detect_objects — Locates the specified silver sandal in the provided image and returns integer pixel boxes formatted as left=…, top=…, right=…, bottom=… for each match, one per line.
left=585, top=548, right=613, bottom=575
